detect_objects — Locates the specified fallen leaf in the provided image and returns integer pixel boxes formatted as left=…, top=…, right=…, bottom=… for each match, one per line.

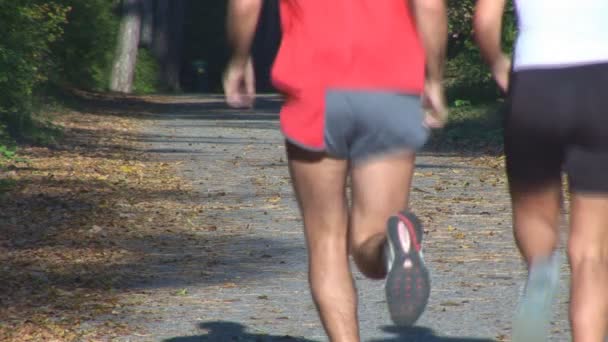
left=89, top=225, right=103, bottom=234
left=454, top=232, right=466, bottom=239
left=440, top=301, right=461, bottom=307
left=266, top=196, right=281, bottom=204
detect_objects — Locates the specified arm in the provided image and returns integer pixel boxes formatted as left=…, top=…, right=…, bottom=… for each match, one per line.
left=224, top=0, right=263, bottom=108
left=474, top=0, right=510, bottom=92
left=410, top=0, right=447, bottom=83
left=227, top=0, right=263, bottom=67
left=409, top=0, right=448, bottom=128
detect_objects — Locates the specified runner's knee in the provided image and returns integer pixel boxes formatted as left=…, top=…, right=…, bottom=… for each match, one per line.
left=568, top=233, right=608, bottom=266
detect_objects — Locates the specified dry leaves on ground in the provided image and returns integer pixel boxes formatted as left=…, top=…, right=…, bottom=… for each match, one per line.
left=0, top=100, right=203, bottom=341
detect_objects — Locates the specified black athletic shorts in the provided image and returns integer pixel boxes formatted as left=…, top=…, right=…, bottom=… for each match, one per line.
left=505, top=62, right=608, bottom=193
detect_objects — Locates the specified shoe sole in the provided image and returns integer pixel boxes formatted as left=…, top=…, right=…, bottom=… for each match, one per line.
left=385, top=211, right=430, bottom=326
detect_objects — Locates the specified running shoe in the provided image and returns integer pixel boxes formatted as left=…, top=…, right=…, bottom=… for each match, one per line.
left=512, top=253, right=561, bottom=342
left=384, top=211, right=430, bottom=326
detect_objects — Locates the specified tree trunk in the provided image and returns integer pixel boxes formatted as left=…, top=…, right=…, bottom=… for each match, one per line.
left=152, top=0, right=169, bottom=62
left=152, top=0, right=186, bottom=92
left=152, top=0, right=169, bottom=88
left=110, top=0, right=142, bottom=93
left=164, top=0, right=186, bottom=91
left=140, top=0, right=155, bottom=47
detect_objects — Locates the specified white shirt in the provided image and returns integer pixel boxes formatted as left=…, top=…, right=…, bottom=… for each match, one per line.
left=514, top=0, right=608, bottom=70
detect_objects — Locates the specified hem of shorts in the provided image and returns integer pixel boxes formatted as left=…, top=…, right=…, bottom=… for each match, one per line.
left=282, top=133, right=326, bottom=153
left=513, top=59, right=608, bottom=72
left=568, top=186, right=608, bottom=196
left=350, top=146, right=419, bottom=167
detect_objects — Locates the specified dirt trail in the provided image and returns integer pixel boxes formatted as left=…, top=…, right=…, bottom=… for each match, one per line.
left=1, top=94, right=571, bottom=341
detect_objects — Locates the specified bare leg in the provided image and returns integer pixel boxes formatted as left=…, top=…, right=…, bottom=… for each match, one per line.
left=510, top=182, right=562, bottom=342
left=568, top=194, right=608, bottom=342
left=287, top=143, right=357, bottom=342
left=510, top=183, right=562, bottom=264
left=349, top=152, right=416, bottom=279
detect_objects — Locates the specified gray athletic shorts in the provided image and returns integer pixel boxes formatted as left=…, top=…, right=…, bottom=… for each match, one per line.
left=322, top=90, right=429, bottom=163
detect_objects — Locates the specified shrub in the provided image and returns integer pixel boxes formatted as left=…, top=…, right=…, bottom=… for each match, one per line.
left=446, top=0, right=517, bottom=103
left=50, top=0, right=120, bottom=91
left=0, top=0, right=69, bottom=131
left=133, top=48, right=160, bottom=94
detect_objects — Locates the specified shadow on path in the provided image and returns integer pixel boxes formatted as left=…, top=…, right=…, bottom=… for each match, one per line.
left=57, top=88, right=283, bottom=120
left=368, top=326, right=496, bottom=342
left=163, top=322, right=496, bottom=342
left=163, top=321, right=318, bottom=342
left=56, top=89, right=504, bottom=156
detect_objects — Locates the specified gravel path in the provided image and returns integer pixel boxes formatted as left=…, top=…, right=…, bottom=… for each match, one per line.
left=114, top=95, right=571, bottom=342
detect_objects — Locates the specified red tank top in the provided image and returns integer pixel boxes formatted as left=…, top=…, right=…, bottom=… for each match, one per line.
left=271, top=0, right=425, bottom=149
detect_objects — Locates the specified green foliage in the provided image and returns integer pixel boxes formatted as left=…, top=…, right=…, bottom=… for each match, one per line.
left=453, top=99, right=472, bottom=108
left=0, top=0, right=69, bottom=131
left=0, top=178, right=16, bottom=194
left=2, top=104, right=63, bottom=145
left=429, top=101, right=505, bottom=152
left=51, top=0, right=120, bottom=90
left=0, top=145, right=16, bottom=159
left=133, top=48, right=160, bottom=94
left=446, top=0, right=517, bottom=103
left=0, top=120, right=16, bottom=175
left=448, top=0, right=475, bottom=37
left=0, top=121, right=15, bottom=158
left=0, top=0, right=123, bottom=141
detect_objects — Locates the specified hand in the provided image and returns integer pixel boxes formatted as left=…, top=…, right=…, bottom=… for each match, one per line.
left=422, top=80, right=448, bottom=129
left=491, top=53, right=511, bottom=93
left=223, top=57, right=255, bottom=108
